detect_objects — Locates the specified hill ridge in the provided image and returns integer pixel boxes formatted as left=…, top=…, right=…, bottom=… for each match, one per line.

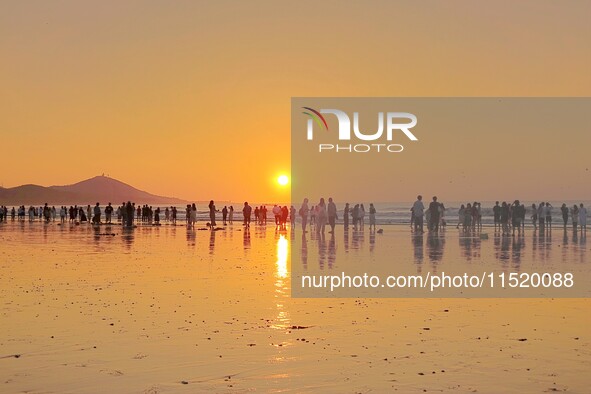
left=0, top=175, right=188, bottom=206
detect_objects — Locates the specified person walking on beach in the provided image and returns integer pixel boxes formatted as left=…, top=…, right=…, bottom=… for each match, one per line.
left=571, top=204, right=579, bottom=232
left=154, top=207, right=160, bottom=225
left=79, top=206, right=87, bottom=222
left=242, top=202, right=252, bottom=228
left=299, top=198, right=309, bottom=232
left=228, top=206, right=234, bottom=224
left=59, top=206, right=66, bottom=224
left=272, top=205, right=281, bottom=227
left=439, top=203, right=446, bottom=228
left=344, top=203, right=350, bottom=230
left=261, top=206, right=267, bottom=224
left=471, top=202, right=479, bottom=231
left=92, top=203, right=101, bottom=224
left=493, top=201, right=501, bottom=232
left=412, top=195, right=425, bottom=233
left=188, top=203, right=197, bottom=228
left=352, top=204, right=360, bottom=230
left=172, top=206, right=177, bottom=225
left=545, top=202, right=553, bottom=230
left=120, top=203, right=126, bottom=225
left=537, top=202, right=545, bottom=231
left=369, top=203, right=377, bottom=231
left=281, top=206, right=289, bottom=229
left=105, top=203, right=113, bottom=224
left=429, top=196, right=440, bottom=232
left=511, top=200, right=523, bottom=236
left=254, top=206, right=260, bottom=224
left=316, top=198, right=327, bottom=234
left=500, top=202, right=510, bottom=236
left=359, top=204, right=366, bottom=228
left=222, top=206, right=228, bottom=225
left=125, top=201, right=134, bottom=227
left=327, top=197, right=338, bottom=234
left=458, top=204, right=465, bottom=230
left=561, top=203, right=569, bottom=229
left=579, top=203, right=587, bottom=233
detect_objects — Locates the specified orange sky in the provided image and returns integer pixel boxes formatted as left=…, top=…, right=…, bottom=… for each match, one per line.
left=1, top=1, right=590, bottom=202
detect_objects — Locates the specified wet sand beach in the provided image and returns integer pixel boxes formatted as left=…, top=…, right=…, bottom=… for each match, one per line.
left=1, top=221, right=589, bottom=393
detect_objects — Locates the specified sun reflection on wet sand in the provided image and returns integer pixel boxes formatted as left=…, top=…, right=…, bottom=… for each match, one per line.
left=271, top=235, right=290, bottom=333
left=276, top=235, right=288, bottom=280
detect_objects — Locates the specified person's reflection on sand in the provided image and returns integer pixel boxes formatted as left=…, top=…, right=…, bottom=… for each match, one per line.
left=572, top=228, right=578, bottom=244
left=122, top=227, right=135, bottom=249
left=369, top=230, right=376, bottom=253
left=412, top=233, right=424, bottom=269
left=92, top=224, right=101, bottom=244
left=561, top=229, right=569, bottom=262
left=186, top=228, right=196, bottom=247
left=209, top=229, right=216, bottom=254
left=328, top=233, right=336, bottom=269
left=243, top=227, right=251, bottom=249
left=536, top=229, right=552, bottom=262
left=344, top=230, right=349, bottom=253
left=255, top=224, right=266, bottom=239
left=426, top=232, right=445, bottom=267
left=301, top=232, right=308, bottom=270
left=500, top=234, right=511, bottom=261
left=318, top=231, right=326, bottom=270
left=351, top=227, right=364, bottom=251
left=460, top=233, right=481, bottom=262
left=511, top=234, right=525, bottom=269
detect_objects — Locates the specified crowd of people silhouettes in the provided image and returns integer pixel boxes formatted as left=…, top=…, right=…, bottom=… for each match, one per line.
left=0, top=198, right=587, bottom=236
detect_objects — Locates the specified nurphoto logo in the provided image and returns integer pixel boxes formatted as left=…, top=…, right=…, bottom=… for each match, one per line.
left=302, top=107, right=418, bottom=153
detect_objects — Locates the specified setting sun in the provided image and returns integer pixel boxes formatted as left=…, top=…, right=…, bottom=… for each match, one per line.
left=277, top=175, right=289, bottom=186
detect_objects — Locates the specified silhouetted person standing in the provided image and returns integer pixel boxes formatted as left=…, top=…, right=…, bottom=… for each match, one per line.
left=343, top=203, right=350, bottom=230
left=327, top=197, right=338, bottom=233
left=208, top=200, right=217, bottom=227
left=243, top=202, right=252, bottom=227
left=299, top=198, right=309, bottom=232
left=125, top=201, right=134, bottom=227
left=222, top=206, right=228, bottom=225
left=429, top=196, right=440, bottom=232
left=412, top=195, right=425, bottom=233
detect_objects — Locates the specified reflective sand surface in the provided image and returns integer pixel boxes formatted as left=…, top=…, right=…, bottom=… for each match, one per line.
left=1, top=221, right=589, bottom=393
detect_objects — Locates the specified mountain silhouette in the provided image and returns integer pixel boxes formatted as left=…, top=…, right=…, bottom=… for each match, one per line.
left=0, top=176, right=188, bottom=205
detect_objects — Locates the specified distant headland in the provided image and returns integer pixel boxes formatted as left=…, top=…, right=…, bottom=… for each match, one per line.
left=0, top=176, right=188, bottom=205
